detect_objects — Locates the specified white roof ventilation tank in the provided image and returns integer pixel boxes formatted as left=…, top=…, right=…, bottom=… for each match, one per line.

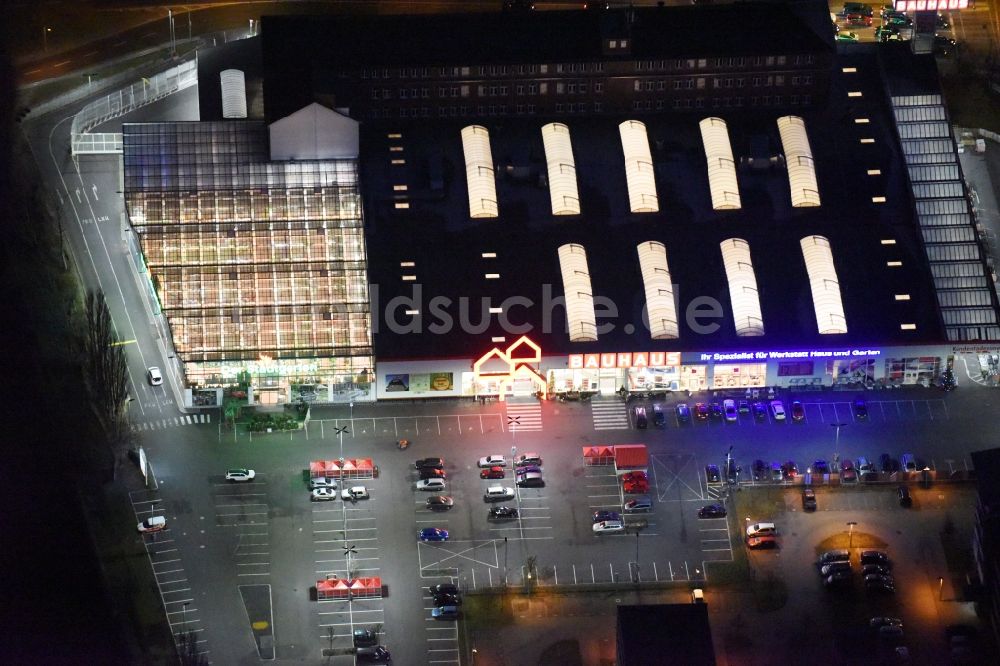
left=220, top=69, right=248, bottom=119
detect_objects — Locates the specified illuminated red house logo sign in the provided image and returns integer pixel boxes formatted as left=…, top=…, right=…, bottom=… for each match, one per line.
left=473, top=335, right=546, bottom=401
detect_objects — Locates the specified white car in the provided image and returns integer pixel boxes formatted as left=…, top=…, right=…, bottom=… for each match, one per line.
left=483, top=485, right=516, bottom=502
left=770, top=400, right=786, bottom=421
left=225, top=468, right=255, bottom=482
left=478, top=455, right=506, bottom=468
left=723, top=399, right=738, bottom=423
left=342, top=486, right=369, bottom=501
left=309, top=477, right=337, bottom=490
left=592, top=520, right=625, bottom=534
left=311, top=487, right=337, bottom=501
left=137, top=516, right=166, bottom=533
left=147, top=367, right=163, bottom=386
left=417, top=478, right=447, bottom=491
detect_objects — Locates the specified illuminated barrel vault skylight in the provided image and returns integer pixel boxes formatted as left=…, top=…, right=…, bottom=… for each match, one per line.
left=460, top=125, right=499, bottom=218
left=619, top=120, right=659, bottom=213
left=777, top=116, right=821, bottom=208
left=720, top=238, right=765, bottom=337
left=542, top=123, right=581, bottom=215
left=698, top=117, right=741, bottom=210
left=557, top=243, right=597, bottom=341
left=636, top=241, right=679, bottom=339
left=800, top=235, right=847, bottom=334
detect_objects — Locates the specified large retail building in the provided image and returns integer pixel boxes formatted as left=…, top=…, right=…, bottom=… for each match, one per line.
left=122, top=1, right=1000, bottom=405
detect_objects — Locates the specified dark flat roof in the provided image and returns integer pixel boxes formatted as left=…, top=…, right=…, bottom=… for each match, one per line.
left=363, top=52, right=945, bottom=361
left=617, top=603, right=715, bottom=666
left=260, top=3, right=831, bottom=123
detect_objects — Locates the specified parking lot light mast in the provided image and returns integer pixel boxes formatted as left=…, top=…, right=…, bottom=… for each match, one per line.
left=847, top=521, right=857, bottom=549
left=831, top=423, right=847, bottom=460
left=334, top=425, right=349, bottom=463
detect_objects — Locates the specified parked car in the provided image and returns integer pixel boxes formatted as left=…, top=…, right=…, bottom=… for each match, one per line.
left=883, top=11, right=912, bottom=26
left=515, top=453, right=543, bottom=467
left=516, top=473, right=545, bottom=488
left=353, top=627, right=378, bottom=647
left=484, top=486, right=516, bottom=502
left=862, top=564, right=891, bottom=577
left=878, top=625, right=905, bottom=641
left=770, top=400, right=786, bottom=421
left=802, top=488, right=817, bottom=511
left=858, top=456, right=876, bottom=477
left=836, top=30, right=860, bottom=42
left=415, top=458, right=445, bottom=470
left=781, top=460, right=798, bottom=480
left=813, top=460, right=830, bottom=475
left=880, top=453, right=900, bottom=473
left=709, top=402, right=723, bottom=420
left=433, top=592, right=462, bottom=607
left=137, top=516, right=166, bottom=533
left=791, top=400, right=805, bottom=422
left=865, top=574, right=895, bottom=594
left=429, top=583, right=459, bottom=596
left=147, top=366, right=163, bottom=386
left=419, top=527, right=449, bottom=542
left=698, top=504, right=727, bottom=519
left=593, top=510, right=621, bottom=523
left=652, top=404, right=666, bottom=427
left=419, top=467, right=447, bottom=480
left=342, top=486, right=370, bottom=501
left=426, top=495, right=454, bottom=510
left=752, top=401, right=767, bottom=421
left=593, top=520, right=625, bottom=534
left=431, top=605, right=459, bottom=620
left=723, top=399, right=738, bottom=422
left=846, top=12, right=873, bottom=26
left=746, top=522, right=776, bottom=538
left=480, top=466, right=505, bottom=480
left=853, top=397, right=868, bottom=419
left=824, top=571, right=853, bottom=588
left=633, top=405, right=648, bottom=429
left=694, top=402, right=709, bottom=421
left=933, top=34, right=957, bottom=55
left=311, top=487, right=337, bottom=501
left=488, top=506, right=519, bottom=520
left=936, top=12, right=950, bottom=29
left=876, top=24, right=903, bottom=42
left=675, top=403, right=691, bottom=423
left=820, top=561, right=853, bottom=576
left=516, top=465, right=542, bottom=475
left=225, top=468, right=255, bottom=482
left=478, top=455, right=506, bottom=468
left=845, top=2, right=874, bottom=17
left=897, top=485, right=912, bottom=507
left=623, top=496, right=652, bottom=513
left=705, top=465, right=721, bottom=483
left=900, top=453, right=917, bottom=472
left=818, top=550, right=851, bottom=565
left=770, top=462, right=784, bottom=483
left=417, top=478, right=446, bottom=492
left=746, top=535, right=778, bottom=549
left=622, top=471, right=647, bottom=484
left=310, top=477, right=337, bottom=490
left=870, top=617, right=903, bottom=629
left=840, top=460, right=858, bottom=483
left=861, top=550, right=891, bottom=567
left=356, top=646, right=392, bottom=663
left=623, top=479, right=649, bottom=494
left=751, top=459, right=768, bottom=481
left=738, top=400, right=751, bottom=414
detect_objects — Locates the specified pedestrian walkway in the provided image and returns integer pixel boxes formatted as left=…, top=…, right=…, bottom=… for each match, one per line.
left=504, top=400, right=543, bottom=432
left=134, top=413, right=212, bottom=431
left=590, top=397, right=630, bottom=430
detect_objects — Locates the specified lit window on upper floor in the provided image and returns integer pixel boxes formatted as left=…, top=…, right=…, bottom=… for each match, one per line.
left=881, top=239, right=896, bottom=245
left=482, top=252, right=497, bottom=258
left=489, top=307, right=503, bottom=314
left=485, top=273, right=500, bottom=279
left=855, top=118, right=870, bottom=124
left=387, top=133, right=402, bottom=138
left=848, top=91, right=863, bottom=97
left=872, top=196, right=886, bottom=203
left=394, top=185, right=408, bottom=191
left=391, top=159, right=405, bottom=165
left=895, top=295, right=911, bottom=301
left=900, top=323, right=916, bottom=330
left=842, top=67, right=857, bottom=73
left=400, top=261, right=415, bottom=267
left=395, top=202, right=410, bottom=209
left=887, top=261, right=902, bottom=267
left=867, top=169, right=881, bottom=175
left=860, top=138, right=875, bottom=144
left=390, top=146, right=404, bottom=152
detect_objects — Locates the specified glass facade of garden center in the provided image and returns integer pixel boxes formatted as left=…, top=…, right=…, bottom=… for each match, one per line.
left=122, top=121, right=374, bottom=394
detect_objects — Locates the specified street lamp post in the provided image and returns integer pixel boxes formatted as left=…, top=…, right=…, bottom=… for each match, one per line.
left=831, top=423, right=847, bottom=462
left=334, top=426, right=349, bottom=462
left=847, top=521, right=858, bottom=549
left=633, top=532, right=640, bottom=583
left=938, top=576, right=944, bottom=601
left=180, top=601, right=190, bottom=645
left=43, top=27, right=52, bottom=53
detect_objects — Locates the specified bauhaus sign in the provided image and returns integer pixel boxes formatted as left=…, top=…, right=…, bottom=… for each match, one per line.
left=568, top=352, right=682, bottom=369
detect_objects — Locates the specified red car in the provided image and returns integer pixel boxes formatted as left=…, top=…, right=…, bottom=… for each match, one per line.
left=846, top=12, right=872, bottom=26
left=623, top=479, right=649, bottom=494
left=791, top=400, right=805, bottom=422
left=621, top=471, right=648, bottom=484
left=746, top=535, right=777, bottom=549
left=480, top=466, right=505, bottom=480
left=694, top=403, right=709, bottom=421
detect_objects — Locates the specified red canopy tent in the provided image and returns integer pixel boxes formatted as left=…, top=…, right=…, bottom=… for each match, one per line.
left=310, top=461, right=327, bottom=478
left=316, top=578, right=351, bottom=600
left=583, top=446, right=615, bottom=466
